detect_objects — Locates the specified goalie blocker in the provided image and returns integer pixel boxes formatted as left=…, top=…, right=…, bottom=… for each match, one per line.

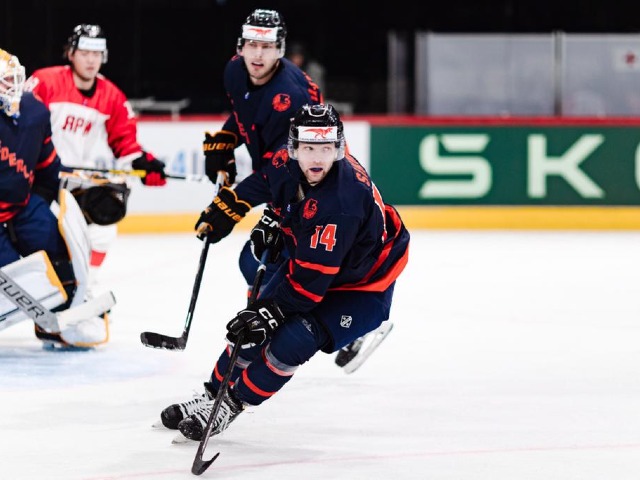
left=0, top=189, right=115, bottom=348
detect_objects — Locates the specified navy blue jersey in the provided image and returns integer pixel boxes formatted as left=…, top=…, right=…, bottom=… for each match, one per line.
left=0, top=93, right=61, bottom=222
left=221, top=56, right=322, bottom=172
left=239, top=147, right=410, bottom=316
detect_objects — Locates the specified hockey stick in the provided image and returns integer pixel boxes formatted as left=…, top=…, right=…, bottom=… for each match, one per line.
left=140, top=238, right=210, bottom=350
left=139, top=173, right=226, bottom=350
left=64, top=165, right=209, bottom=182
left=191, top=249, right=270, bottom=476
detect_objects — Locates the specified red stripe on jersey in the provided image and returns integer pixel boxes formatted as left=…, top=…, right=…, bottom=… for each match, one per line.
left=242, top=370, right=276, bottom=398
left=44, top=136, right=52, bottom=145
left=36, top=149, right=57, bottom=169
left=286, top=275, right=324, bottom=302
left=294, top=258, right=339, bottom=275
left=333, top=246, right=409, bottom=292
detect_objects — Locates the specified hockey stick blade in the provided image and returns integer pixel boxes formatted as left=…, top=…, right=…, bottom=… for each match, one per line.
left=140, top=331, right=186, bottom=350
left=192, top=453, right=220, bottom=475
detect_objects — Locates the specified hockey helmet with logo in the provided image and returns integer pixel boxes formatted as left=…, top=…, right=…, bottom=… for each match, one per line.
left=0, top=49, right=25, bottom=119
left=64, top=24, right=108, bottom=63
left=237, top=9, right=287, bottom=57
left=288, top=104, right=345, bottom=160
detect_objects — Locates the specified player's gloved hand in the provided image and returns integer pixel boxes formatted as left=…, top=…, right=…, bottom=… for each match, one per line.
left=203, top=130, right=238, bottom=186
left=226, top=299, right=286, bottom=348
left=195, top=186, right=251, bottom=243
left=131, top=151, right=167, bottom=187
left=250, top=207, right=284, bottom=263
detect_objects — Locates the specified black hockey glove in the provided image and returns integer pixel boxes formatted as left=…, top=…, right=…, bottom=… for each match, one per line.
left=131, top=151, right=167, bottom=187
left=195, top=186, right=251, bottom=243
left=226, top=299, right=286, bottom=348
left=203, top=130, right=238, bottom=186
left=250, top=207, right=284, bottom=263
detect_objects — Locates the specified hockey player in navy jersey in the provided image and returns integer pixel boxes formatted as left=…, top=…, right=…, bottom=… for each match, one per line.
left=196, top=8, right=385, bottom=373
left=0, top=48, right=113, bottom=348
left=162, top=104, right=410, bottom=441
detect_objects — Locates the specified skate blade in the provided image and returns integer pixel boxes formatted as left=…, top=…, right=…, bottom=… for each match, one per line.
left=151, top=420, right=165, bottom=429
left=171, top=432, right=194, bottom=444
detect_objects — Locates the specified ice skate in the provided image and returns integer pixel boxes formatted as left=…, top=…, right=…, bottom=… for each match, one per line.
left=177, top=387, right=244, bottom=441
left=160, top=382, right=215, bottom=430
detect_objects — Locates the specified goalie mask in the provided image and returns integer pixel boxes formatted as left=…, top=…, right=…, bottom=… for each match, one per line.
left=0, top=49, right=25, bottom=119
left=288, top=104, right=345, bottom=160
left=71, top=183, right=131, bottom=226
left=64, top=24, right=108, bottom=64
left=237, top=9, right=287, bottom=58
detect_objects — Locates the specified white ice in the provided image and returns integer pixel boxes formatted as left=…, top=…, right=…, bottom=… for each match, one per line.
left=2, top=230, right=640, bottom=480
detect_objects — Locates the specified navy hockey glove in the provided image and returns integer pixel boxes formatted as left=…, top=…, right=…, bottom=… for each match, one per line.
left=203, top=130, right=238, bottom=186
left=250, top=207, right=284, bottom=263
left=226, top=300, right=286, bottom=348
left=195, top=186, right=251, bottom=243
left=131, top=151, right=167, bottom=187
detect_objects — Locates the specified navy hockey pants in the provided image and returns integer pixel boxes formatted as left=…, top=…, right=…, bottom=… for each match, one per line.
left=209, top=264, right=396, bottom=406
left=0, top=195, right=67, bottom=268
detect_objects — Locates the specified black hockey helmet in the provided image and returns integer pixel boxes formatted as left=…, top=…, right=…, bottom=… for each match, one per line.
left=64, top=24, right=108, bottom=63
left=288, top=104, right=345, bottom=160
left=237, top=9, right=287, bottom=57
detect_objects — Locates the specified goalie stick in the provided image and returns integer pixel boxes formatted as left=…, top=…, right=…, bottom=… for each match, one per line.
left=0, top=267, right=116, bottom=334
left=335, top=320, right=394, bottom=374
left=140, top=172, right=226, bottom=350
left=191, top=249, right=270, bottom=476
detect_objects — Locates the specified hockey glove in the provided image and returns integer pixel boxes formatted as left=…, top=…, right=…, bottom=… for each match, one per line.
left=131, top=151, right=167, bottom=187
left=203, top=130, right=238, bottom=186
left=195, top=186, right=251, bottom=243
left=250, top=207, right=284, bottom=263
left=226, top=299, right=286, bottom=348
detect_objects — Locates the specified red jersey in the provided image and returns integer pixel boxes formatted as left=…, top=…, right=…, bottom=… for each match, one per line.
left=24, top=65, right=143, bottom=167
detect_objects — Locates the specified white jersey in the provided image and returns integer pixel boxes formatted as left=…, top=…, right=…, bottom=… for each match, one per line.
left=24, top=65, right=143, bottom=167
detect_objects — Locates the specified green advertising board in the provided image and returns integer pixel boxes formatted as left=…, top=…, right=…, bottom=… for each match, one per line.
left=371, top=126, right=640, bottom=205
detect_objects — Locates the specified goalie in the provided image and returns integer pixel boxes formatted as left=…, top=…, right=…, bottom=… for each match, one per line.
left=0, top=48, right=112, bottom=349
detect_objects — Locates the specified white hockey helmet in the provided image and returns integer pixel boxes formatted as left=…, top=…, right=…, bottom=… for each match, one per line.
left=237, top=9, right=287, bottom=58
left=65, top=24, right=108, bottom=63
left=288, top=104, right=346, bottom=160
left=0, top=49, right=25, bottom=119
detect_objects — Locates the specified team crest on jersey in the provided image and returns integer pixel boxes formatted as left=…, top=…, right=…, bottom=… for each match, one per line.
left=272, top=149, right=288, bottom=168
left=303, top=198, right=318, bottom=219
left=272, top=93, right=291, bottom=112
left=340, top=315, right=352, bottom=328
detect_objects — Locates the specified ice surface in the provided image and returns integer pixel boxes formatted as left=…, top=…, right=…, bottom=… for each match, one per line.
left=2, top=230, right=640, bottom=480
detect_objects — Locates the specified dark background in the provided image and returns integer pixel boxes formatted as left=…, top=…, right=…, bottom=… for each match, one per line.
left=2, top=0, right=638, bottom=113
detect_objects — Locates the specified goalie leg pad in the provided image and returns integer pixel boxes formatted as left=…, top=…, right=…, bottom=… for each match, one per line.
left=0, top=251, right=67, bottom=331
left=51, top=189, right=91, bottom=308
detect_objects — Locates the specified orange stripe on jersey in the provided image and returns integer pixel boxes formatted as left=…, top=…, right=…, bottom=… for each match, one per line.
left=36, top=149, right=57, bottom=169
left=242, top=370, right=276, bottom=398
left=295, top=258, right=339, bottom=275
left=287, top=275, right=324, bottom=302
left=333, top=246, right=409, bottom=293
left=43, top=136, right=52, bottom=145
